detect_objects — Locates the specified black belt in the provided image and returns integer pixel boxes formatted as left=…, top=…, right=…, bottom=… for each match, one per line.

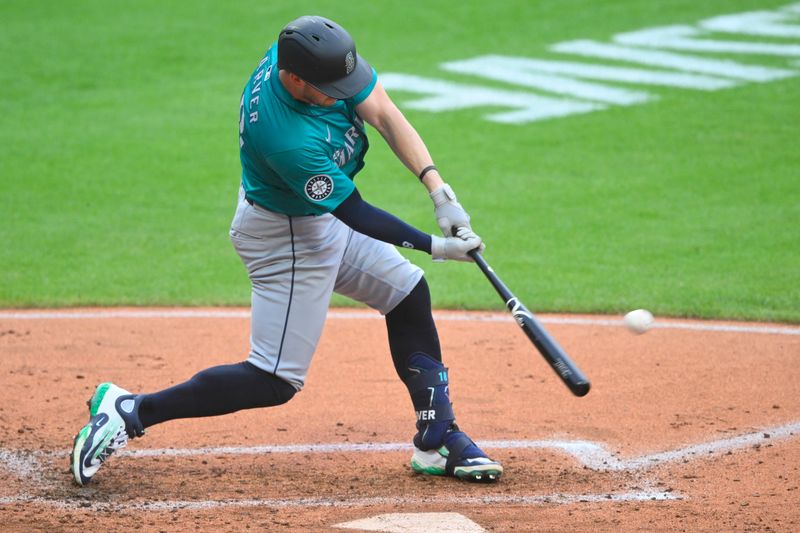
left=244, top=195, right=255, bottom=206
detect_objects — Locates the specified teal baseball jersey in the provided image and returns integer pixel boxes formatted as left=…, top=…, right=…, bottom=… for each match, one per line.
left=238, top=43, right=377, bottom=216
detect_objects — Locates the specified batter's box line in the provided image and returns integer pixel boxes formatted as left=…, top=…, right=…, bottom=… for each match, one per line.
left=3, top=423, right=797, bottom=513
left=4, top=420, right=797, bottom=480
left=482, top=420, right=800, bottom=471
left=118, top=420, right=800, bottom=472
left=0, top=489, right=681, bottom=512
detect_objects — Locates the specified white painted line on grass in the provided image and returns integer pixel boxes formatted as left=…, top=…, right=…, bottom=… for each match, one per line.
left=0, top=489, right=680, bottom=512
left=0, top=309, right=798, bottom=336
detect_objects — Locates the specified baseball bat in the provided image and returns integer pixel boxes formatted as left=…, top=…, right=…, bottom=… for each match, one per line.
left=468, top=248, right=591, bottom=397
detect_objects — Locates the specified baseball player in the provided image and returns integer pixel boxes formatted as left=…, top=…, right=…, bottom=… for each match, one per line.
left=71, top=15, right=502, bottom=486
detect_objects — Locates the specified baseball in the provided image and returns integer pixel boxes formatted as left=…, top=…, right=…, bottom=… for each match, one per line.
left=624, top=309, right=654, bottom=334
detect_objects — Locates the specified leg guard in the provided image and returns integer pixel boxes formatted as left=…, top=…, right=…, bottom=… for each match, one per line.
left=404, top=353, right=503, bottom=483
left=403, top=353, right=455, bottom=450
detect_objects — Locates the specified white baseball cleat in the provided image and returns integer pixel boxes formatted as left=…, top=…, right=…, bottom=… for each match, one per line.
left=410, top=430, right=503, bottom=483
left=70, top=382, right=143, bottom=486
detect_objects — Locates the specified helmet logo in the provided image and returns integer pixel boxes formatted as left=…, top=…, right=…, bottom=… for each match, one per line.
left=345, top=51, right=355, bottom=74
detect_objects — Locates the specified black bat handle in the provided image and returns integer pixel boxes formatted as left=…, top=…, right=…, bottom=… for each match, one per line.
left=468, top=249, right=512, bottom=301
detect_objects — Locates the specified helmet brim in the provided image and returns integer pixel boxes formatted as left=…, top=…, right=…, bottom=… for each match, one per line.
left=309, top=53, right=373, bottom=100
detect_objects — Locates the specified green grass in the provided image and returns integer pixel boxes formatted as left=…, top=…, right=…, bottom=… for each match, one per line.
left=1, top=0, right=798, bottom=321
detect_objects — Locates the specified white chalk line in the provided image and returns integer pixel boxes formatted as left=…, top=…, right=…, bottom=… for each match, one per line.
left=5, top=421, right=798, bottom=477
left=1, top=309, right=798, bottom=336
left=0, top=449, right=43, bottom=480
left=107, top=420, right=800, bottom=472
left=0, top=489, right=679, bottom=512
left=2, top=422, right=797, bottom=512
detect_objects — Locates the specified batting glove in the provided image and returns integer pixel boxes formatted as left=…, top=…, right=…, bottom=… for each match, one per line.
left=430, top=184, right=471, bottom=237
left=431, top=227, right=485, bottom=262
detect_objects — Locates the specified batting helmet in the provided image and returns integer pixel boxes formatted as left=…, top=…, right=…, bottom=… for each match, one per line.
left=277, top=16, right=373, bottom=100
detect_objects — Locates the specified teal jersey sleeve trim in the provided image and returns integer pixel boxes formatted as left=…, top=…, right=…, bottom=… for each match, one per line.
left=266, top=147, right=356, bottom=214
left=350, top=68, right=378, bottom=106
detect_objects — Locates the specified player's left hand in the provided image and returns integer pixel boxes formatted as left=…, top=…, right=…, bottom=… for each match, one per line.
left=430, top=184, right=471, bottom=237
left=431, top=227, right=485, bottom=262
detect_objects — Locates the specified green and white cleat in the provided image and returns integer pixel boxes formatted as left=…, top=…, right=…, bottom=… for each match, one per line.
left=411, top=431, right=503, bottom=483
left=70, top=382, right=143, bottom=486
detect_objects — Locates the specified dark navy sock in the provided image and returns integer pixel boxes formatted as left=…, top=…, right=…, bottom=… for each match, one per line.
left=385, top=277, right=442, bottom=381
left=137, top=361, right=296, bottom=429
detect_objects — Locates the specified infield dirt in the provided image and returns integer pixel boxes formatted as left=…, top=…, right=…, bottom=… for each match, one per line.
left=0, top=309, right=798, bottom=531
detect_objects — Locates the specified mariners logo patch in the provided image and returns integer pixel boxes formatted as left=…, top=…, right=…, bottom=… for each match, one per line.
left=305, top=174, right=334, bottom=202
left=345, top=51, right=355, bottom=75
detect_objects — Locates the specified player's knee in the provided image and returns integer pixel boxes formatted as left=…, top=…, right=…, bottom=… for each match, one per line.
left=394, top=277, right=430, bottom=313
left=387, top=277, right=434, bottom=326
left=241, top=361, right=298, bottom=406
left=271, top=376, right=297, bottom=406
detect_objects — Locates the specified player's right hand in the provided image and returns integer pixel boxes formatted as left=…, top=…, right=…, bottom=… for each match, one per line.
left=430, top=184, right=471, bottom=237
left=430, top=227, right=485, bottom=262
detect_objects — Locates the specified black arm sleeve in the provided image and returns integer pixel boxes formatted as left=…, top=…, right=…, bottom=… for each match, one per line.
left=332, top=188, right=432, bottom=254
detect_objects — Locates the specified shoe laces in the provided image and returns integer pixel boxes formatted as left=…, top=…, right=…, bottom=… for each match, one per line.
left=98, top=426, right=128, bottom=464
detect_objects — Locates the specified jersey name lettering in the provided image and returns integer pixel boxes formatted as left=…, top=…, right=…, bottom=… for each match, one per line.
left=240, top=63, right=273, bottom=146
left=248, top=65, right=272, bottom=125
left=416, top=409, right=436, bottom=421
left=331, top=125, right=360, bottom=168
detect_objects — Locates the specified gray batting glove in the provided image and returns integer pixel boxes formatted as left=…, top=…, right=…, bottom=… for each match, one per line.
left=430, top=183, right=471, bottom=237
left=431, top=227, right=485, bottom=262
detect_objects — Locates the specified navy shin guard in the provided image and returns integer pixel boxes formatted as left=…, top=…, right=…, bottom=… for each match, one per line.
left=404, top=352, right=454, bottom=450
left=404, top=353, right=504, bottom=482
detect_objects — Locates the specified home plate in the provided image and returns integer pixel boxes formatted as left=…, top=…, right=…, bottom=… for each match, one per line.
left=334, top=512, right=485, bottom=532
